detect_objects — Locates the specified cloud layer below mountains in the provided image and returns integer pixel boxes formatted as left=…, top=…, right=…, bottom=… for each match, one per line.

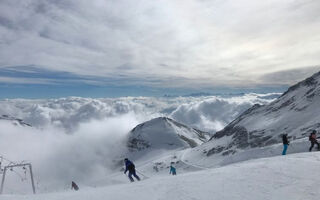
left=0, top=94, right=278, bottom=132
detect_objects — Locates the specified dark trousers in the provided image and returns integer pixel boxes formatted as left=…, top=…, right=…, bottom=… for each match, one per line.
left=128, top=170, right=140, bottom=182
left=309, top=141, right=320, bottom=152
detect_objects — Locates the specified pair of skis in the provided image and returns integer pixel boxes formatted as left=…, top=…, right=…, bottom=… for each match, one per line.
left=124, top=170, right=149, bottom=182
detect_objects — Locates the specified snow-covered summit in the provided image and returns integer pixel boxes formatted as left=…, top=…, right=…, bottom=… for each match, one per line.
left=0, top=114, right=32, bottom=127
left=281, top=71, right=320, bottom=97
left=127, top=117, right=210, bottom=152
left=201, top=71, right=320, bottom=156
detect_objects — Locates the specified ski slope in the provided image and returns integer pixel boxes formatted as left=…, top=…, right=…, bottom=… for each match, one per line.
left=2, top=152, right=320, bottom=200
left=181, top=137, right=314, bottom=168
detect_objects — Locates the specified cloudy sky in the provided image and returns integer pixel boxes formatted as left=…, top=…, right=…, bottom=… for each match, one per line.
left=0, top=0, right=319, bottom=98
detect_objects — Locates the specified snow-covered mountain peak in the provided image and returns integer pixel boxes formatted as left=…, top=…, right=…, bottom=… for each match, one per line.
left=127, top=117, right=210, bottom=152
left=200, top=71, right=320, bottom=157
left=263, top=71, right=320, bottom=116
left=281, top=71, right=320, bottom=97
left=0, top=114, right=32, bottom=127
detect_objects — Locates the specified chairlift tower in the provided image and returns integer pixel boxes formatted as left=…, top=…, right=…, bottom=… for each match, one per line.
left=0, top=157, right=36, bottom=194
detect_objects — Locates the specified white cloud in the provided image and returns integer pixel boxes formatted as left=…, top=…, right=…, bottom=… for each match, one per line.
left=170, top=93, right=276, bottom=132
left=0, top=0, right=319, bottom=88
left=0, top=94, right=277, bottom=131
left=0, top=114, right=137, bottom=192
left=0, top=76, right=54, bottom=84
left=0, top=94, right=278, bottom=133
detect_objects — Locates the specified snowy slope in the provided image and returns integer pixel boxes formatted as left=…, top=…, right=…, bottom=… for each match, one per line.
left=85, top=137, right=317, bottom=192
left=127, top=117, right=210, bottom=152
left=195, top=71, right=320, bottom=157
left=2, top=152, right=320, bottom=200
left=181, top=136, right=314, bottom=168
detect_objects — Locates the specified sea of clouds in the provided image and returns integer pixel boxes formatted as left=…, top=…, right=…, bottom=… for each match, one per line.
left=0, top=93, right=280, bottom=193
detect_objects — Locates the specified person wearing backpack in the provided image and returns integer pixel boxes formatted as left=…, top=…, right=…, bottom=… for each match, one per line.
left=282, top=133, right=289, bottom=155
left=309, top=130, right=320, bottom=152
left=124, top=158, right=140, bottom=182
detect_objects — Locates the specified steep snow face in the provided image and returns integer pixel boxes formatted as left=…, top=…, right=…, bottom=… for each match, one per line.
left=127, top=117, right=211, bottom=152
left=200, top=71, right=320, bottom=156
left=0, top=114, right=31, bottom=127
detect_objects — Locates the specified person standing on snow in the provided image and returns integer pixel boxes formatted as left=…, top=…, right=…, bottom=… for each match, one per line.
left=309, top=130, right=320, bottom=152
left=169, top=165, right=176, bottom=175
left=71, top=181, right=79, bottom=191
left=282, top=134, right=289, bottom=155
left=124, top=158, right=140, bottom=182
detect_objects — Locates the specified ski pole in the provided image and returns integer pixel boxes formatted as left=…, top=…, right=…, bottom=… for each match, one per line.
left=136, top=170, right=149, bottom=179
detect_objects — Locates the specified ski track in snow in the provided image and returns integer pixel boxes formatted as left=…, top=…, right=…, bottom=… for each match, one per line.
left=180, top=149, right=210, bottom=170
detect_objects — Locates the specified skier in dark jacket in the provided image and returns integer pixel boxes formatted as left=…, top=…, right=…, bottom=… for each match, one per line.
left=309, top=130, right=320, bottom=152
left=71, top=181, right=79, bottom=191
left=282, top=134, right=289, bottom=155
left=124, top=158, right=140, bottom=182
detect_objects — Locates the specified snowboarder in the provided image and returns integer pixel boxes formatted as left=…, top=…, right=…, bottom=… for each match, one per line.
left=71, top=181, right=79, bottom=191
left=124, top=158, right=140, bottom=182
left=309, top=130, right=320, bottom=152
left=169, top=165, right=176, bottom=175
left=282, top=133, right=289, bottom=155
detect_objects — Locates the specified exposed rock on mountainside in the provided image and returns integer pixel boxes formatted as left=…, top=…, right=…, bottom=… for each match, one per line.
left=206, top=71, right=320, bottom=156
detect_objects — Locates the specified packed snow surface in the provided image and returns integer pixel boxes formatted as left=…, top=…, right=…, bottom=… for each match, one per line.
left=2, top=152, right=319, bottom=200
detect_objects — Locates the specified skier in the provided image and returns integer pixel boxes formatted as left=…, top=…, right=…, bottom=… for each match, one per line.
left=309, top=130, right=320, bottom=152
left=124, top=158, right=140, bottom=182
left=153, top=165, right=159, bottom=172
left=71, top=181, right=79, bottom=191
left=282, top=133, right=289, bottom=155
left=169, top=165, right=176, bottom=175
